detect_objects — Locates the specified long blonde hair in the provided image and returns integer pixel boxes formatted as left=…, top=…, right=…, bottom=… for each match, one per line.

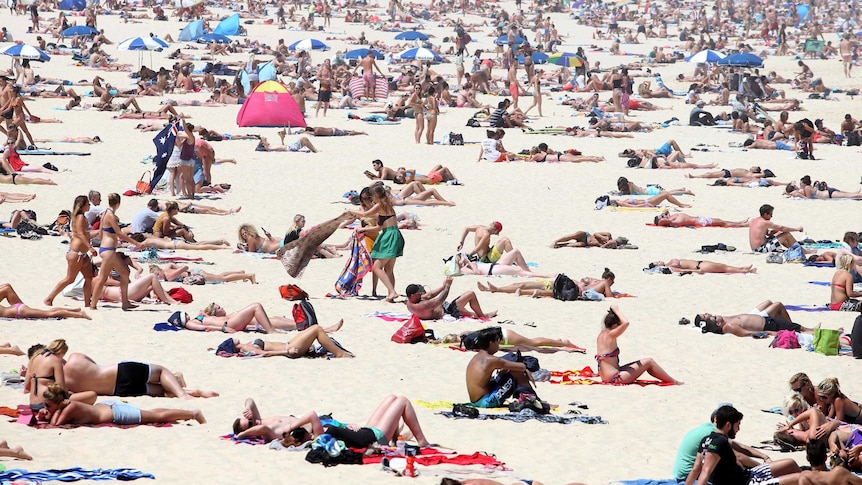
left=837, top=254, right=854, bottom=271
left=818, top=377, right=846, bottom=399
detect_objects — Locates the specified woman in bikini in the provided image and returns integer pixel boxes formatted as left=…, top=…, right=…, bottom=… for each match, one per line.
left=649, top=259, right=757, bottom=274
left=45, top=195, right=96, bottom=306
left=424, top=86, right=439, bottom=145
left=129, top=233, right=230, bottom=251
left=95, top=257, right=178, bottom=305
left=551, top=231, right=622, bottom=249
left=407, top=83, right=425, bottom=144
left=0, top=283, right=90, bottom=320
left=457, top=252, right=552, bottom=277
left=150, top=263, right=255, bottom=285
left=387, top=181, right=456, bottom=206
left=40, top=384, right=205, bottom=426
left=349, top=184, right=403, bottom=302
left=616, top=177, right=694, bottom=196
left=23, top=339, right=95, bottom=413
left=176, top=302, right=303, bottom=334
left=601, top=192, right=691, bottom=209
left=220, top=322, right=352, bottom=358
left=526, top=146, right=605, bottom=163
left=89, top=193, right=141, bottom=310
left=596, top=305, right=682, bottom=385
left=818, top=378, right=862, bottom=425
left=830, top=254, right=862, bottom=311
left=237, top=224, right=280, bottom=253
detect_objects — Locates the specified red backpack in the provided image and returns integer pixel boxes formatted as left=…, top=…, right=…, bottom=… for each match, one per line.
left=291, top=300, right=318, bottom=331
left=279, top=284, right=309, bottom=301
left=391, top=315, right=428, bottom=344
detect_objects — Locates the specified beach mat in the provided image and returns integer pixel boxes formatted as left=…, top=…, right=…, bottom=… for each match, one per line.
left=784, top=304, right=831, bottom=312
left=0, top=468, right=155, bottom=482
left=17, top=149, right=91, bottom=156
left=348, top=76, right=389, bottom=100
left=549, top=366, right=675, bottom=386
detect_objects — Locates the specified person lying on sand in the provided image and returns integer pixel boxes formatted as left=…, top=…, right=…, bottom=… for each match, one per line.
left=442, top=326, right=583, bottom=351
left=647, top=259, right=756, bottom=274
left=218, top=323, right=352, bottom=358
left=477, top=268, right=616, bottom=299
left=654, top=208, right=749, bottom=227
left=406, top=277, right=497, bottom=320
left=685, top=166, right=773, bottom=179
left=597, top=192, right=691, bottom=210
left=391, top=165, right=459, bottom=185
left=456, top=253, right=552, bottom=277
left=551, top=231, right=629, bottom=249
left=150, top=263, right=255, bottom=285
left=693, top=300, right=818, bottom=337
left=304, top=126, right=367, bottom=136
left=0, top=283, right=90, bottom=320
left=169, top=304, right=343, bottom=334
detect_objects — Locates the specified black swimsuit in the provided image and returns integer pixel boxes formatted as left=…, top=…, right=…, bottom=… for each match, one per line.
left=377, top=214, right=395, bottom=225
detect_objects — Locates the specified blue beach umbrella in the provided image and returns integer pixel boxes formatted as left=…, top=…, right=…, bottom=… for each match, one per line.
left=61, top=25, right=99, bottom=37
left=394, top=31, right=429, bottom=41
left=1, top=43, right=50, bottom=62
left=196, top=33, right=232, bottom=44
left=517, top=51, right=549, bottom=65
left=287, top=38, right=330, bottom=51
left=717, top=52, right=763, bottom=67
left=685, top=49, right=725, bottom=63
left=117, top=36, right=169, bottom=51
left=342, top=48, right=384, bottom=60
left=495, top=34, right=526, bottom=45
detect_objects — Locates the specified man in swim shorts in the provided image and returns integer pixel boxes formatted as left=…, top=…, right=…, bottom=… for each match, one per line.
left=749, top=204, right=809, bottom=253
left=406, top=277, right=497, bottom=320
left=742, top=139, right=793, bottom=150
left=457, top=221, right=519, bottom=263
left=654, top=210, right=749, bottom=228
left=114, top=361, right=151, bottom=397
left=465, top=327, right=543, bottom=409
left=232, top=397, right=307, bottom=441
left=694, top=300, right=817, bottom=337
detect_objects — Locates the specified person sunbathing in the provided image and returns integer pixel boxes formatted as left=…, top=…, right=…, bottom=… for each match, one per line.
left=685, top=167, right=772, bottom=179
left=169, top=303, right=342, bottom=334
left=616, top=177, right=694, bottom=196
left=478, top=268, right=616, bottom=299
left=654, top=209, right=749, bottom=227
left=526, top=146, right=605, bottom=163
left=220, top=321, right=348, bottom=358
left=785, top=182, right=862, bottom=200
left=40, top=384, right=205, bottom=426
left=24, top=339, right=96, bottom=412
left=456, top=253, right=552, bottom=278
left=551, top=231, right=627, bottom=249
left=237, top=224, right=280, bottom=253
left=385, top=181, right=456, bottom=206
left=150, top=263, right=256, bottom=285
left=0, top=191, right=35, bottom=202
left=694, top=301, right=818, bottom=337
left=97, top=271, right=178, bottom=305
left=129, top=233, right=231, bottom=250
left=597, top=192, right=691, bottom=209
left=0, top=440, right=31, bottom=461
left=304, top=126, right=367, bottom=136
left=648, top=259, right=756, bottom=274
left=711, top=177, right=786, bottom=188
left=443, top=326, right=582, bottom=351
left=392, top=165, right=459, bottom=185
left=256, top=135, right=318, bottom=153
left=58, top=351, right=217, bottom=400
left=33, top=136, right=101, bottom=144
left=596, top=305, right=682, bottom=385
left=0, top=283, right=90, bottom=320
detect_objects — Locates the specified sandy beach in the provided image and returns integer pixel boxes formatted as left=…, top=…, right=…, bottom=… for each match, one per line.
left=0, top=1, right=861, bottom=483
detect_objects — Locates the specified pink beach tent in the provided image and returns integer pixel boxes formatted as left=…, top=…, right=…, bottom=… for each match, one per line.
left=235, top=80, right=307, bottom=128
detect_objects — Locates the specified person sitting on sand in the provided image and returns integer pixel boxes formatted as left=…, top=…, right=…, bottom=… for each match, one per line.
left=647, top=259, right=757, bottom=274
left=685, top=167, right=773, bottom=180
left=597, top=192, right=691, bottom=210
left=0, top=283, right=90, bottom=320
left=406, top=277, right=497, bottom=320
left=465, top=326, right=545, bottom=409
left=276, top=395, right=431, bottom=449
left=551, top=231, right=628, bottom=249
left=128, top=233, right=231, bottom=251
left=749, top=204, right=808, bottom=253
left=303, top=126, right=367, bottom=136
left=816, top=377, right=862, bottom=425
left=654, top=208, right=749, bottom=228
left=797, top=440, right=861, bottom=485
left=218, top=322, right=350, bottom=359
left=59, top=351, right=217, bottom=399
left=149, top=263, right=256, bottom=285
left=597, top=305, right=682, bottom=385
left=694, top=300, right=818, bottom=337
left=456, top=221, right=520, bottom=264
left=392, top=165, right=459, bottom=185
left=478, top=268, right=616, bottom=299
left=40, top=384, right=205, bottom=426
left=830, top=254, right=862, bottom=312
left=456, top=253, right=552, bottom=278
left=169, top=303, right=344, bottom=334
left=24, top=339, right=96, bottom=412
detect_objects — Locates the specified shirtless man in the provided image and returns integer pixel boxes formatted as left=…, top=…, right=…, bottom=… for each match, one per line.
left=303, top=126, right=367, bottom=136
left=694, top=300, right=817, bottom=337
left=686, top=167, right=772, bottom=180
left=364, top=159, right=398, bottom=181
left=798, top=441, right=862, bottom=485
left=457, top=221, right=515, bottom=264
left=406, top=277, right=496, bottom=321
left=654, top=209, right=749, bottom=228
left=742, top=138, right=795, bottom=151
left=352, top=51, right=385, bottom=101
left=840, top=33, right=855, bottom=78
left=749, top=204, right=809, bottom=253
left=62, top=352, right=217, bottom=399
left=232, top=398, right=309, bottom=441
left=465, top=327, right=543, bottom=409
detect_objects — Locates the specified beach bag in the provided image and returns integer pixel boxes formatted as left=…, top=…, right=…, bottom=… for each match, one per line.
left=812, top=328, right=840, bottom=356
left=466, top=118, right=480, bottom=127
left=443, top=255, right=462, bottom=276
left=847, top=131, right=861, bottom=147
left=552, top=274, right=579, bottom=301
left=501, top=350, right=540, bottom=373
left=391, top=315, right=427, bottom=344
left=292, top=300, right=318, bottom=331
left=136, top=171, right=152, bottom=194
left=182, top=274, right=205, bottom=285
left=167, top=287, right=193, bottom=303
left=448, top=132, right=464, bottom=145
left=851, top=315, right=862, bottom=359
left=770, top=330, right=800, bottom=349
left=279, top=284, right=309, bottom=301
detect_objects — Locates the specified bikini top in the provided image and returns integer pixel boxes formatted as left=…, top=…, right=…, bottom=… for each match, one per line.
left=101, top=209, right=116, bottom=233
left=377, top=214, right=395, bottom=225
left=595, top=347, right=620, bottom=362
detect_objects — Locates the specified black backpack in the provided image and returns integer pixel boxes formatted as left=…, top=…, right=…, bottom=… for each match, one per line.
left=448, top=132, right=464, bottom=145
left=552, top=274, right=580, bottom=301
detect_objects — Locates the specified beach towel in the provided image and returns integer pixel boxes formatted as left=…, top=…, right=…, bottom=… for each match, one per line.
left=348, top=76, right=389, bottom=100
left=220, top=434, right=267, bottom=445
left=364, top=451, right=503, bottom=467
left=447, top=344, right=587, bottom=354
left=549, top=366, right=675, bottom=386
left=278, top=213, right=352, bottom=278
left=0, top=467, right=155, bottom=482
left=802, top=262, right=835, bottom=267
left=609, top=479, right=680, bottom=485
left=333, top=232, right=371, bottom=296
left=784, top=304, right=831, bottom=312
left=438, top=408, right=607, bottom=424
left=0, top=148, right=90, bottom=156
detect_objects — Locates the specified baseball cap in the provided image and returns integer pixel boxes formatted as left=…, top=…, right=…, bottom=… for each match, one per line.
left=492, top=221, right=503, bottom=233
left=696, top=99, right=705, bottom=106
left=168, top=311, right=187, bottom=328
left=711, top=402, right=734, bottom=421
left=405, top=284, right=426, bottom=297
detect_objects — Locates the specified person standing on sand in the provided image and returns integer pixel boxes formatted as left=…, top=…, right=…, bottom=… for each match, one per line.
left=352, top=51, right=385, bottom=101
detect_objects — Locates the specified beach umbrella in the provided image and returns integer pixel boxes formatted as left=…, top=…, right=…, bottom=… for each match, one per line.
left=547, top=51, right=584, bottom=67
left=494, top=34, right=526, bottom=45
left=394, top=31, right=428, bottom=41
left=685, top=49, right=726, bottom=63
left=342, top=48, right=384, bottom=60
left=1, top=43, right=50, bottom=62
left=717, top=52, right=763, bottom=67
left=61, top=25, right=99, bottom=37
left=396, top=47, right=442, bottom=62
left=287, top=38, right=329, bottom=51
left=117, top=36, right=169, bottom=51
left=517, top=51, right=549, bottom=65
left=196, top=33, right=232, bottom=44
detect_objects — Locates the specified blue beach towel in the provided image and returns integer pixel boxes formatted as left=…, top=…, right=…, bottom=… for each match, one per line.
left=0, top=467, right=154, bottom=481
left=784, top=304, right=831, bottom=312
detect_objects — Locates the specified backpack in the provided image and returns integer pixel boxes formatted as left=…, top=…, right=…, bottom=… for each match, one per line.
left=770, top=330, right=800, bottom=349
left=466, top=118, right=480, bottom=127
left=391, top=315, right=427, bottom=344
left=851, top=315, right=862, bottom=359
left=552, top=274, right=580, bottom=301
left=279, top=284, right=309, bottom=301
left=847, top=131, right=861, bottom=147
left=459, top=329, right=482, bottom=350
left=448, top=132, right=464, bottom=145
left=292, top=300, right=318, bottom=331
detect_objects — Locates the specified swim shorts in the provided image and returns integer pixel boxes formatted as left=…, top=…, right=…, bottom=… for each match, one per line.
left=442, top=300, right=461, bottom=319
left=655, top=142, right=672, bottom=156
left=471, top=371, right=516, bottom=408
left=830, top=299, right=862, bottom=312
left=509, top=82, right=518, bottom=98
left=426, top=170, right=442, bottom=184
left=697, top=216, right=713, bottom=227
left=762, top=316, right=802, bottom=332
left=775, top=141, right=792, bottom=151
left=480, top=244, right=503, bottom=264
left=754, top=236, right=782, bottom=253
left=114, top=361, right=150, bottom=397
left=100, top=400, right=142, bottom=425
left=748, top=462, right=780, bottom=485
left=287, top=140, right=303, bottom=152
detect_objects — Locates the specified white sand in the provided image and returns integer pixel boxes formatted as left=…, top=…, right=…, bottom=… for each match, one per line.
left=0, top=3, right=860, bottom=484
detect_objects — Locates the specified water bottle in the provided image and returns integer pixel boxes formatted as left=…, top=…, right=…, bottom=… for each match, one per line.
left=396, top=435, right=405, bottom=455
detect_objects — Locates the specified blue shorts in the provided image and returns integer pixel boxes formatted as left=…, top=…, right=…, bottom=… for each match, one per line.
left=471, top=371, right=515, bottom=408
left=655, top=142, right=672, bottom=156
left=775, top=141, right=791, bottom=151
left=100, top=400, right=142, bottom=425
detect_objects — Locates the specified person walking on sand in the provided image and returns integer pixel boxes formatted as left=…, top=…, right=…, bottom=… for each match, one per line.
left=596, top=305, right=682, bottom=385
left=406, top=277, right=497, bottom=321
left=44, top=195, right=96, bottom=307
left=89, top=193, right=140, bottom=311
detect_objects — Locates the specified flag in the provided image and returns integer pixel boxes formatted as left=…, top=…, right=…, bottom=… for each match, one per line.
left=149, top=121, right=179, bottom=192
left=334, top=232, right=372, bottom=296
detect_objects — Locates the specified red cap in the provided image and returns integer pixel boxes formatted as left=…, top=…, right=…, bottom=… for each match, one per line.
left=493, top=221, right=503, bottom=233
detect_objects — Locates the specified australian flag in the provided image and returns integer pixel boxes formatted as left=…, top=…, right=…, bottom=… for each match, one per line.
left=148, top=121, right=179, bottom=192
